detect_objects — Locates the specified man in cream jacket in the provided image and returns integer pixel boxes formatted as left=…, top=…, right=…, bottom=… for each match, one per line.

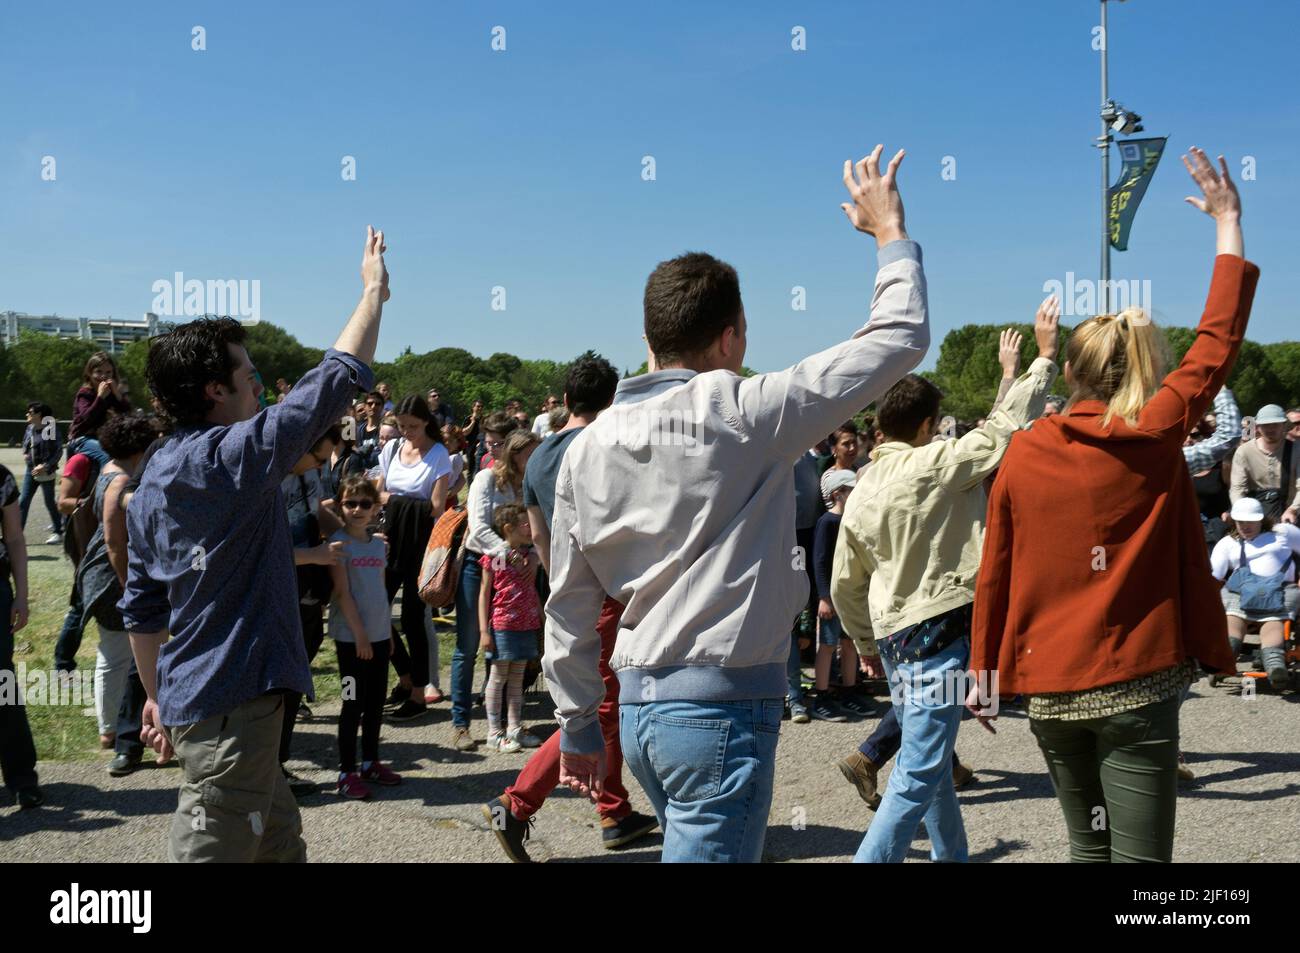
left=543, top=145, right=928, bottom=862
left=831, top=296, right=1060, bottom=863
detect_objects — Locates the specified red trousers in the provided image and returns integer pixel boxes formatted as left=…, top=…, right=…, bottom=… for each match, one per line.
left=505, top=596, right=630, bottom=821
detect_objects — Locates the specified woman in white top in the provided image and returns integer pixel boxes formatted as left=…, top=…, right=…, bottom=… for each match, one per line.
left=1210, top=496, right=1300, bottom=687
left=450, top=428, right=541, bottom=750
left=375, top=395, right=452, bottom=719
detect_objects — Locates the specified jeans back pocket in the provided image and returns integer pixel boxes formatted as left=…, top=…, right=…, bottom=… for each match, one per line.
left=647, top=713, right=730, bottom=804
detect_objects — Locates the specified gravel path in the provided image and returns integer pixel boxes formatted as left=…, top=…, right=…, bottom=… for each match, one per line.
left=2, top=675, right=1296, bottom=862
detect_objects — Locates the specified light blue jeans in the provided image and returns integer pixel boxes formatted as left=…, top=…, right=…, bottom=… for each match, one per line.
left=620, top=698, right=782, bottom=863
left=855, top=635, right=969, bottom=863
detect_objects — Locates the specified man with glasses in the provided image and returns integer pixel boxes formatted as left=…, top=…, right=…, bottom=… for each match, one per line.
left=358, top=391, right=385, bottom=468
left=426, top=388, right=455, bottom=431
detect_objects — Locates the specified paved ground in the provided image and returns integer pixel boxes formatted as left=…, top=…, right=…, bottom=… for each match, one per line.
left=2, top=672, right=1297, bottom=863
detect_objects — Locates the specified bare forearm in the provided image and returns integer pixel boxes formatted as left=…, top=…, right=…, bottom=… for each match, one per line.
left=333, top=286, right=384, bottom=366
left=1216, top=214, right=1243, bottom=258
left=129, top=631, right=168, bottom=700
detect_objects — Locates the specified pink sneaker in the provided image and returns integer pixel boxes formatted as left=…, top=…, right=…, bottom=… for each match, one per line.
left=337, top=772, right=373, bottom=799
left=360, top=761, right=402, bottom=786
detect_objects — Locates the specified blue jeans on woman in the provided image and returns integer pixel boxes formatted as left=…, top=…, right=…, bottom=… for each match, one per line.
left=855, top=634, right=969, bottom=863
left=450, top=555, right=484, bottom=729
left=620, top=697, right=782, bottom=862
left=19, top=471, right=62, bottom=535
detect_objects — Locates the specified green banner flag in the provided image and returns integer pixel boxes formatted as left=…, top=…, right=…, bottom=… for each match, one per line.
left=1108, top=137, right=1167, bottom=251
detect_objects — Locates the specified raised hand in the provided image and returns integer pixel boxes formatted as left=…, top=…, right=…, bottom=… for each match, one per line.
left=841, top=145, right=908, bottom=248
left=361, top=225, right=390, bottom=301
left=1034, top=295, right=1060, bottom=363
left=1182, top=147, right=1240, bottom=221
left=998, top=328, right=1023, bottom=378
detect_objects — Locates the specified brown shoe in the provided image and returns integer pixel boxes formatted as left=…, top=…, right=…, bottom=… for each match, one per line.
left=837, top=750, right=882, bottom=810
left=952, top=756, right=975, bottom=789
left=452, top=727, right=478, bottom=752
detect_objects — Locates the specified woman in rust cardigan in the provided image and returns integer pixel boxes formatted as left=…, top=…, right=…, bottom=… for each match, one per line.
left=969, top=147, right=1259, bottom=863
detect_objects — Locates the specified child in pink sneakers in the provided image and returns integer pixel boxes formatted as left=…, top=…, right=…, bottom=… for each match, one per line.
left=478, top=503, right=543, bottom=753
left=328, top=476, right=401, bottom=798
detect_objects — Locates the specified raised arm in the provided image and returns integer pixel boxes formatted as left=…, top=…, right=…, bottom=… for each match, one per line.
left=1140, top=148, right=1258, bottom=439
left=738, top=146, right=929, bottom=460
left=1183, top=387, right=1240, bottom=473
left=989, top=328, right=1023, bottom=414
left=333, top=226, right=389, bottom=366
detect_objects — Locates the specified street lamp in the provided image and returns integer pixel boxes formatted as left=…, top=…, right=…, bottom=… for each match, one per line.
left=1097, top=0, right=1141, bottom=313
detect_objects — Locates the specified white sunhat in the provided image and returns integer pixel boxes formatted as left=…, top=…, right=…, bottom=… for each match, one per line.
left=1255, top=404, right=1287, bottom=425
left=1230, top=498, right=1265, bottom=523
left=822, top=468, right=857, bottom=506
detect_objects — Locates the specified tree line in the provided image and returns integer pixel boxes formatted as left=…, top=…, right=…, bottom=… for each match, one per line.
left=5, top=321, right=1298, bottom=441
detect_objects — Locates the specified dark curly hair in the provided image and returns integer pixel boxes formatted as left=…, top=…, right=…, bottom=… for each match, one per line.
left=146, top=317, right=247, bottom=426
left=564, top=351, right=619, bottom=417
left=98, top=412, right=160, bottom=460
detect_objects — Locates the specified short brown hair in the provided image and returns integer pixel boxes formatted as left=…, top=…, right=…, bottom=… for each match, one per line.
left=643, top=252, right=742, bottom=364
left=878, top=374, right=944, bottom=442
left=338, top=475, right=379, bottom=504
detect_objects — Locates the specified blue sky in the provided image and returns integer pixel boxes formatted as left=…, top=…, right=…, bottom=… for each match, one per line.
left=3, top=0, right=1296, bottom=374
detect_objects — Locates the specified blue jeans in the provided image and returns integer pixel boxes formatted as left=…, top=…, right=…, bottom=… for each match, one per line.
left=855, top=635, right=969, bottom=863
left=450, top=555, right=483, bottom=729
left=67, top=436, right=110, bottom=468
left=620, top=698, right=782, bottom=863
left=19, top=471, right=62, bottom=535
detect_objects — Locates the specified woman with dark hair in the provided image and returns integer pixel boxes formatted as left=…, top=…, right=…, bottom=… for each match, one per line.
left=376, top=395, right=452, bottom=720
left=74, top=413, right=159, bottom=772
left=20, top=402, right=63, bottom=542
left=68, top=352, right=131, bottom=467
left=971, top=148, right=1257, bottom=862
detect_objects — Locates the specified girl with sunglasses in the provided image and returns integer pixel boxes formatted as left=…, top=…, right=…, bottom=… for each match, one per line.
left=327, top=476, right=400, bottom=798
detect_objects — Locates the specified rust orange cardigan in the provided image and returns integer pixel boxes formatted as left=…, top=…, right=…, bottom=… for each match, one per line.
left=971, top=255, right=1260, bottom=694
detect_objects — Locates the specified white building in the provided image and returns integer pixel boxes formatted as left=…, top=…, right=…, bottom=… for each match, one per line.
left=0, top=311, right=173, bottom=353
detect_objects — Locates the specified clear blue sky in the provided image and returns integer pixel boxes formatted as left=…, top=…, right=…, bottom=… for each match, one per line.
left=3, top=0, right=1296, bottom=374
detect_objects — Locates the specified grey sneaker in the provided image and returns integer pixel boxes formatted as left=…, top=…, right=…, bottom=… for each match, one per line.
left=790, top=703, right=811, bottom=724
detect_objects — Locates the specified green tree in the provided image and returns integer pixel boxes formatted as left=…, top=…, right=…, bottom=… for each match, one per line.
left=6, top=332, right=98, bottom=418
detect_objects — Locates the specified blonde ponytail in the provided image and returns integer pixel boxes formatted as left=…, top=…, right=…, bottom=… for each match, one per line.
left=1064, top=308, right=1166, bottom=428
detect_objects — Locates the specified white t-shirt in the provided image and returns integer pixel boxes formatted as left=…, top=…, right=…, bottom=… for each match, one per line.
left=1211, top=523, right=1300, bottom=582
left=449, top=452, right=465, bottom=489
left=379, top=439, right=452, bottom=500
left=532, top=412, right=552, bottom=438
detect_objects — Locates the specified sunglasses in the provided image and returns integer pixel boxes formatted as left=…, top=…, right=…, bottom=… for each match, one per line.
left=341, top=500, right=374, bottom=510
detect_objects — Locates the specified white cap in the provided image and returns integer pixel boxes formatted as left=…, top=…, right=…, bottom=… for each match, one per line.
left=1230, top=497, right=1265, bottom=522
left=1255, top=404, right=1287, bottom=425
left=822, top=468, right=856, bottom=506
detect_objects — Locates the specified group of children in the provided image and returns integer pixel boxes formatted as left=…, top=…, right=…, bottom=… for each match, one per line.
left=324, top=478, right=543, bottom=798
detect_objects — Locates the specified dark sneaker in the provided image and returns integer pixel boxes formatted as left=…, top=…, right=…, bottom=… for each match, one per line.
left=297, top=701, right=313, bottom=720
left=107, top=751, right=142, bottom=777
left=17, top=785, right=44, bottom=809
left=1267, top=664, right=1290, bottom=690
left=481, top=796, right=534, bottom=862
left=601, top=810, right=659, bottom=849
left=452, top=727, right=478, bottom=751
left=952, top=756, right=975, bottom=789
left=837, top=750, right=882, bottom=810
left=836, top=691, right=875, bottom=718
left=385, top=684, right=411, bottom=708
left=809, top=693, right=848, bottom=723
left=388, top=700, right=428, bottom=722
left=360, top=761, right=402, bottom=786
left=282, top=768, right=317, bottom=796
left=790, top=703, right=811, bottom=724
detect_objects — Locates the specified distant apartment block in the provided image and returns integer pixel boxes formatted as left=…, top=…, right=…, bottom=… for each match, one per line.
left=0, top=311, right=174, bottom=353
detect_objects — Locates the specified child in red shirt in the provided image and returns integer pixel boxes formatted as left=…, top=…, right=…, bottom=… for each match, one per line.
left=478, top=502, right=542, bottom=753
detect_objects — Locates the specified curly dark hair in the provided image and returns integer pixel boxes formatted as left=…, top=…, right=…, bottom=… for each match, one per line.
left=146, top=317, right=247, bottom=426
left=98, top=412, right=160, bottom=460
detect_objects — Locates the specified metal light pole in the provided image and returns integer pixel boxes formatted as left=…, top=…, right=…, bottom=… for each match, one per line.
left=1099, top=0, right=1111, bottom=313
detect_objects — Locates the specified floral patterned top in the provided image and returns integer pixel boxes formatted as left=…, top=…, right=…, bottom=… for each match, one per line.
left=1027, top=660, right=1199, bottom=721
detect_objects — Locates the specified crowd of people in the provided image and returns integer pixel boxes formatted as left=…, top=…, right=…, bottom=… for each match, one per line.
left=0, top=144, right=1292, bottom=864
